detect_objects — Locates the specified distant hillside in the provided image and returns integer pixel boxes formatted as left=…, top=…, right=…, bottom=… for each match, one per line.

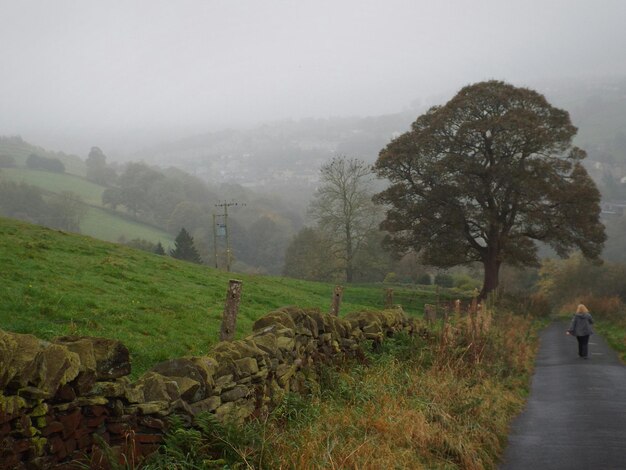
left=0, top=150, right=174, bottom=247
left=134, top=112, right=418, bottom=198
left=135, top=76, right=626, bottom=199
left=0, top=135, right=85, bottom=176
left=0, top=217, right=438, bottom=377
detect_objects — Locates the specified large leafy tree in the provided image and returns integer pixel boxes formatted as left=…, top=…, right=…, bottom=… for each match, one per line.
left=85, top=146, right=116, bottom=186
left=374, top=81, right=606, bottom=299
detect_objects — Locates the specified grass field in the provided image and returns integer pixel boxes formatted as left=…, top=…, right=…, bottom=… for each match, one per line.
left=1, top=167, right=175, bottom=248
left=81, top=206, right=174, bottom=248
left=2, top=167, right=105, bottom=205
left=0, top=217, right=449, bottom=377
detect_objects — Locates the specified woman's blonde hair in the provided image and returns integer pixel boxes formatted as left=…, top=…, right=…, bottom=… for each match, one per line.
left=576, top=304, right=589, bottom=314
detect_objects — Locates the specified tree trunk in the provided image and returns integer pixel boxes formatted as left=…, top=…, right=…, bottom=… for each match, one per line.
left=480, top=254, right=501, bottom=301
left=345, top=223, right=353, bottom=283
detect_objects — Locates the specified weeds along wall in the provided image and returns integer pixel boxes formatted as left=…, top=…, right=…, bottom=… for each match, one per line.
left=0, top=306, right=418, bottom=468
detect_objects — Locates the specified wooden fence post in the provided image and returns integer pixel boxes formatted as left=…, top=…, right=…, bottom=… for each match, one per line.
left=384, top=288, right=394, bottom=309
left=424, top=304, right=436, bottom=323
left=330, top=285, right=343, bottom=316
left=220, top=279, right=243, bottom=341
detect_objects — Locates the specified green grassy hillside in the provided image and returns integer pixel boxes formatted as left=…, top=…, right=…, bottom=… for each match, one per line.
left=0, top=217, right=441, bottom=377
left=1, top=166, right=174, bottom=248
left=2, top=168, right=104, bottom=205
left=81, top=207, right=174, bottom=247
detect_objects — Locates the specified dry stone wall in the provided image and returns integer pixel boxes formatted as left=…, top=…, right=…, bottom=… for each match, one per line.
left=0, top=306, right=418, bottom=468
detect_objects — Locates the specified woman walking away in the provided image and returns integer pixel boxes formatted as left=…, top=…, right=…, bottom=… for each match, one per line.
left=566, top=304, right=594, bottom=359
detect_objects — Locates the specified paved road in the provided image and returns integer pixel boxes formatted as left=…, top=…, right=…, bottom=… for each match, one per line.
left=500, top=321, right=626, bottom=470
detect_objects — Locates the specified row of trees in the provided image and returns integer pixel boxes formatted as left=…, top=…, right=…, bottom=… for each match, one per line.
left=5, top=80, right=604, bottom=298
left=88, top=152, right=299, bottom=274
left=284, top=81, right=606, bottom=299
left=26, top=154, right=65, bottom=173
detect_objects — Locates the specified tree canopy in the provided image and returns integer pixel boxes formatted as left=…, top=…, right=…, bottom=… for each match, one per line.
left=309, top=156, right=380, bottom=283
left=85, top=146, right=116, bottom=186
left=374, top=80, right=606, bottom=298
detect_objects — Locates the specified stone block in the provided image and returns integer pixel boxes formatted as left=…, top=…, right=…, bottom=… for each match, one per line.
left=0, top=331, right=46, bottom=390
left=75, top=397, right=108, bottom=407
left=54, top=335, right=130, bottom=380
left=276, top=336, right=295, bottom=351
left=140, top=417, right=165, bottom=430
left=150, top=357, right=212, bottom=399
left=252, top=309, right=296, bottom=331
left=190, top=396, right=221, bottom=415
left=126, top=401, right=170, bottom=415
left=221, top=385, right=249, bottom=403
left=133, top=372, right=180, bottom=403
left=59, top=409, right=82, bottom=439
left=41, top=420, right=63, bottom=437
left=252, top=332, right=278, bottom=355
left=124, top=384, right=145, bottom=404
left=55, top=383, right=77, bottom=402
left=234, top=357, right=258, bottom=376
left=168, top=376, right=201, bottom=403
left=28, top=344, right=81, bottom=397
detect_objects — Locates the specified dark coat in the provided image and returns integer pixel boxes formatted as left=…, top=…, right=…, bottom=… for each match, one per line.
left=568, top=313, right=594, bottom=337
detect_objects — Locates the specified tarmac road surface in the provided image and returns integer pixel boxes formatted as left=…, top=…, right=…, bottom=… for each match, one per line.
left=500, top=321, right=626, bottom=470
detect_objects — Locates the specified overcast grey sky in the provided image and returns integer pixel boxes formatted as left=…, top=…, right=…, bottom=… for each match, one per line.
left=1, top=0, right=625, bottom=155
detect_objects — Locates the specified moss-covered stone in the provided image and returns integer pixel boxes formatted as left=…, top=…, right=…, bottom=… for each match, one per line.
left=190, top=396, right=221, bottom=415
left=30, top=402, right=48, bottom=417
left=1, top=332, right=47, bottom=390
left=150, top=357, right=213, bottom=401
left=234, top=357, right=259, bottom=377
left=220, top=385, right=249, bottom=403
left=168, top=376, right=201, bottom=403
left=31, top=436, right=47, bottom=457
left=0, top=393, right=27, bottom=416
left=134, top=372, right=180, bottom=402
left=28, top=345, right=81, bottom=397
left=252, top=308, right=297, bottom=331
left=55, top=335, right=131, bottom=380
left=252, top=331, right=278, bottom=356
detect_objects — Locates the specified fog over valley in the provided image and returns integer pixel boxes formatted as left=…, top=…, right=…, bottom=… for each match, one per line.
left=2, top=0, right=626, bottom=276
left=2, top=1, right=626, bottom=157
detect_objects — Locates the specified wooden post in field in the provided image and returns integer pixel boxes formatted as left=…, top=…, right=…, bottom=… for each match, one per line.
left=454, top=299, right=461, bottom=317
left=424, top=304, right=436, bottom=323
left=220, top=279, right=243, bottom=341
left=330, top=285, right=343, bottom=316
left=385, top=288, right=394, bottom=308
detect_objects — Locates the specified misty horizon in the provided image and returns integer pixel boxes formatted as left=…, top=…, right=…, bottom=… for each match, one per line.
left=2, top=1, right=626, bottom=158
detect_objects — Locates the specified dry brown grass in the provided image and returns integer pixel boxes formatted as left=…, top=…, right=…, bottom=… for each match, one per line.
left=264, top=310, right=537, bottom=470
left=560, top=295, right=624, bottom=318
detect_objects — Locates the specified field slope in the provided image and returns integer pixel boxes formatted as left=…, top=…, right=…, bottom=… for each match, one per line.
left=0, top=217, right=438, bottom=377
left=1, top=166, right=174, bottom=247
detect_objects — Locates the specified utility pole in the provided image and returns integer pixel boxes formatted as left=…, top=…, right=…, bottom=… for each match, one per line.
left=214, top=201, right=244, bottom=272
left=212, top=213, right=218, bottom=269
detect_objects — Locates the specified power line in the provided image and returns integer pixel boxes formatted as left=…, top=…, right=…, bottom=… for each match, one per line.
left=213, top=201, right=245, bottom=272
